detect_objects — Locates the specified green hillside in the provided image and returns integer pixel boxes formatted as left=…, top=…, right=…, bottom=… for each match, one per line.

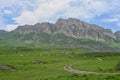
left=0, top=31, right=120, bottom=51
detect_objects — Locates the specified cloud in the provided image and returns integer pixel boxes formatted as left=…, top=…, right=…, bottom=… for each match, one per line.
left=6, top=24, right=18, bottom=31
left=3, top=9, right=13, bottom=14
left=13, top=0, right=72, bottom=25
left=13, top=0, right=111, bottom=25
left=103, top=14, right=120, bottom=27
left=0, top=0, right=120, bottom=31
left=63, top=0, right=109, bottom=19
left=103, top=18, right=119, bottom=23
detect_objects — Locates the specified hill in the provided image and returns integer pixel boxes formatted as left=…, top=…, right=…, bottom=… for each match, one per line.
left=1, top=18, right=120, bottom=51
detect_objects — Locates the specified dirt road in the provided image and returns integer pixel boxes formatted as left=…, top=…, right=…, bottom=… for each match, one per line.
left=64, top=64, right=120, bottom=75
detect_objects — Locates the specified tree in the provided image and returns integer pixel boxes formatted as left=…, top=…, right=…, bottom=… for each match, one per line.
left=115, top=61, right=120, bottom=71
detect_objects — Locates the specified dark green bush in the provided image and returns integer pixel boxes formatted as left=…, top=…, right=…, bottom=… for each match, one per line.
left=83, top=52, right=120, bottom=57
left=115, top=61, right=120, bottom=71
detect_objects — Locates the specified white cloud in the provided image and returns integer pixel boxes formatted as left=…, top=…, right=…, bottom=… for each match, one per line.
left=13, top=11, right=39, bottom=25
left=64, top=0, right=109, bottom=19
left=0, top=0, right=120, bottom=31
left=117, top=23, right=120, bottom=26
left=3, top=9, right=13, bottom=14
left=13, top=0, right=116, bottom=25
left=13, top=0, right=111, bottom=25
left=103, top=14, right=120, bottom=27
left=13, top=0, right=72, bottom=25
left=103, top=18, right=119, bottom=23
left=6, top=24, right=18, bottom=31
left=0, top=0, right=18, bottom=8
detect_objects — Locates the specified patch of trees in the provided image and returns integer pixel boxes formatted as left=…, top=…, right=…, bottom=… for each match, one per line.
left=83, top=52, right=120, bottom=57
left=13, top=47, right=33, bottom=53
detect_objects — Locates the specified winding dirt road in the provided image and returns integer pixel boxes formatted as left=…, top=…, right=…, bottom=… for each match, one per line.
left=64, top=64, right=120, bottom=75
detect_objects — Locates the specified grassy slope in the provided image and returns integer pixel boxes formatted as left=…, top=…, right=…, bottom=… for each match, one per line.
left=0, top=46, right=120, bottom=80
left=1, top=32, right=120, bottom=51
left=25, top=33, right=120, bottom=51
left=73, top=52, right=120, bottom=73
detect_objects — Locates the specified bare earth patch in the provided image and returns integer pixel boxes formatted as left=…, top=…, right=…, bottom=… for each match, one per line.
left=64, top=64, right=120, bottom=75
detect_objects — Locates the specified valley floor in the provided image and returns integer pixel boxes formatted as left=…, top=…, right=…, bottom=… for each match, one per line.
left=0, top=46, right=120, bottom=80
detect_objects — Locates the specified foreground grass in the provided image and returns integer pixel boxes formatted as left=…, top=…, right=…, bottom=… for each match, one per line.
left=73, top=57, right=120, bottom=73
left=0, top=46, right=120, bottom=80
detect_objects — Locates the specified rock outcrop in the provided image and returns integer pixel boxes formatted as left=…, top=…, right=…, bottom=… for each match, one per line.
left=0, top=64, right=16, bottom=71
left=115, top=31, right=120, bottom=42
left=14, top=18, right=118, bottom=42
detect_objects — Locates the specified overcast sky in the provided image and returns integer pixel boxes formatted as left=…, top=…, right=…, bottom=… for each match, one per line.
left=0, top=0, right=120, bottom=32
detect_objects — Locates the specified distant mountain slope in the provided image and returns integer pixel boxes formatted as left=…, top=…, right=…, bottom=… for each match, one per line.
left=0, top=30, right=8, bottom=39
left=115, top=31, right=120, bottom=42
left=14, top=18, right=117, bottom=42
left=0, top=18, right=120, bottom=51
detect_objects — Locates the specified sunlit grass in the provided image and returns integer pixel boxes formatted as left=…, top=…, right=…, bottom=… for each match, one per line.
left=0, top=46, right=120, bottom=80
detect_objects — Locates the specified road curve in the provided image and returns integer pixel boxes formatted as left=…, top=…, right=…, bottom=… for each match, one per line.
left=64, top=64, right=120, bottom=75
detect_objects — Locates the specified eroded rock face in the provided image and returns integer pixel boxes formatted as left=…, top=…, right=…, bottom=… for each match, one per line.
left=54, top=18, right=116, bottom=41
left=15, top=22, right=54, bottom=34
left=115, top=31, right=120, bottom=42
left=14, top=18, right=118, bottom=42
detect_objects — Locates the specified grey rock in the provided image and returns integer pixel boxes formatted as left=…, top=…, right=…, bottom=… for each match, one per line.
left=0, top=65, right=16, bottom=71
left=24, top=40, right=33, bottom=44
left=15, top=22, right=54, bottom=35
left=14, top=18, right=119, bottom=42
left=32, top=60, right=46, bottom=64
left=115, top=31, right=120, bottom=42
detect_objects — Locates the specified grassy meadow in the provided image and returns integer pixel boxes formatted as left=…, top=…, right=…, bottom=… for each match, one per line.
left=0, top=46, right=120, bottom=80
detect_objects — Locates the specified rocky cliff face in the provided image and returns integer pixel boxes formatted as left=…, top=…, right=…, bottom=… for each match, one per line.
left=115, top=31, right=120, bottom=42
left=14, top=18, right=118, bottom=42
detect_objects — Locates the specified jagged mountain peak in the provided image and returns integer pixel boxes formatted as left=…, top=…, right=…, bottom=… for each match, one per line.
left=1, top=18, right=120, bottom=51
left=14, top=18, right=119, bottom=42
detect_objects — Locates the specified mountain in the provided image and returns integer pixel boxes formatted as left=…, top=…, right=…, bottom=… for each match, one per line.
left=0, top=30, right=8, bottom=38
left=115, top=31, right=120, bottom=42
left=14, top=18, right=117, bottom=42
left=1, top=18, right=120, bottom=51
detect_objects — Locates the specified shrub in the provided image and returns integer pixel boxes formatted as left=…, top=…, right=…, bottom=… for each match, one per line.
left=115, top=61, right=120, bottom=71
left=97, top=66, right=102, bottom=71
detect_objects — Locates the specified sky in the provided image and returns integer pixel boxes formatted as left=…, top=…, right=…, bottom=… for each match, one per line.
left=0, top=0, right=120, bottom=32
